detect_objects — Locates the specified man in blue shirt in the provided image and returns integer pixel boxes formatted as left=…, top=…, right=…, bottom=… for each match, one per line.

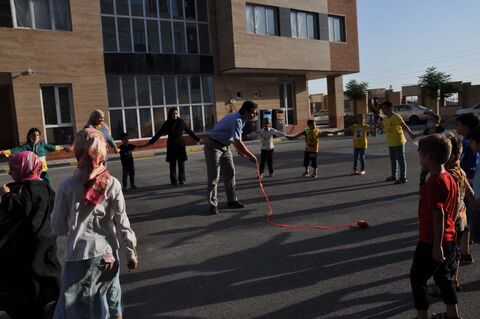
left=205, top=101, right=258, bottom=215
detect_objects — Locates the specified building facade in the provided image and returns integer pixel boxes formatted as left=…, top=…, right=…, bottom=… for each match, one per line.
left=0, top=0, right=359, bottom=150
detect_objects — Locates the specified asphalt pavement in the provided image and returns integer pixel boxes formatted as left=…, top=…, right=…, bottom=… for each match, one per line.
left=1, top=133, right=479, bottom=318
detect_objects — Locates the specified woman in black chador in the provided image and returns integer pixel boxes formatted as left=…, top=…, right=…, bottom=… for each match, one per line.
left=146, top=108, right=201, bottom=185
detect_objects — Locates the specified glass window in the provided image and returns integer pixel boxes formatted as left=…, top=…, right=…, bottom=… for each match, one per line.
left=132, top=19, right=146, bottom=52
left=190, top=76, right=201, bottom=103
left=202, top=76, right=213, bottom=103
left=292, top=11, right=318, bottom=40
left=192, top=105, right=203, bottom=132
left=107, top=76, right=122, bottom=108
left=101, top=0, right=114, bottom=14
left=254, top=6, right=265, bottom=35
left=14, top=0, right=32, bottom=27
left=153, top=107, right=165, bottom=132
left=110, top=110, right=124, bottom=139
left=307, top=14, right=315, bottom=39
left=186, top=23, right=198, bottom=54
left=297, top=12, right=307, bottom=38
left=160, top=21, right=173, bottom=53
left=204, top=104, right=215, bottom=131
left=290, top=12, right=297, bottom=37
left=131, top=0, right=144, bottom=16
left=53, top=0, right=71, bottom=31
left=125, top=109, right=139, bottom=138
left=172, top=0, right=183, bottom=18
left=136, top=76, right=150, bottom=106
left=151, top=76, right=164, bottom=105
left=197, top=0, right=208, bottom=22
left=147, top=20, right=160, bottom=52
left=177, top=76, right=189, bottom=104
left=0, top=0, right=13, bottom=27
left=33, top=0, right=51, bottom=30
left=164, top=76, right=177, bottom=104
left=102, top=17, right=117, bottom=51
left=46, top=127, right=74, bottom=145
left=122, top=76, right=136, bottom=107
left=328, top=15, right=345, bottom=42
left=42, top=87, right=57, bottom=125
left=198, top=24, right=209, bottom=54
left=145, top=0, right=157, bottom=17
left=58, top=87, right=72, bottom=123
left=266, top=7, right=276, bottom=36
left=118, top=18, right=132, bottom=52
left=179, top=106, right=191, bottom=128
left=246, top=5, right=254, bottom=33
left=184, top=0, right=195, bottom=20
left=139, top=108, right=153, bottom=137
left=173, top=22, right=185, bottom=53
left=158, top=0, right=170, bottom=18
left=116, top=0, right=130, bottom=15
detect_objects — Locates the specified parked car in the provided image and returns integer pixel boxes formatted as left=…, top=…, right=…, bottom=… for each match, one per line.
left=455, top=103, right=480, bottom=115
left=393, top=104, right=434, bottom=124
left=313, top=109, right=329, bottom=125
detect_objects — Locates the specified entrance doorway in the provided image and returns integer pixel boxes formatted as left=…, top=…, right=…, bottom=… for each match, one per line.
left=279, top=82, right=296, bottom=125
left=0, top=84, right=17, bottom=149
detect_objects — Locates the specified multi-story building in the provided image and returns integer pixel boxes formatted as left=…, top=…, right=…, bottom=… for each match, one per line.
left=0, top=0, right=359, bottom=150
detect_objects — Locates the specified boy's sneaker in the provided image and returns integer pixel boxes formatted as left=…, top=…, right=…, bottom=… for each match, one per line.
left=460, top=254, right=474, bottom=265
left=359, top=170, right=366, bottom=175
left=311, top=174, right=317, bottom=178
left=394, top=178, right=407, bottom=184
left=352, top=170, right=359, bottom=175
left=227, top=201, right=246, bottom=209
left=209, top=205, right=219, bottom=215
left=385, top=176, right=397, bottom=182
left=260, top=173, right=264, bottom=178
left=303, top=172, right=309, bottom=177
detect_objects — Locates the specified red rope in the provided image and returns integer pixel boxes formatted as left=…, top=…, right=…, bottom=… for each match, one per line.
left=255, top=161, right=369, bottom=230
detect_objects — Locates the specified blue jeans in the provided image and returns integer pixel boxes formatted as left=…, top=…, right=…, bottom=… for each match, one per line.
left=353, top=148, right=366, bottom=171
left=389, top=145, right=406, bottom=179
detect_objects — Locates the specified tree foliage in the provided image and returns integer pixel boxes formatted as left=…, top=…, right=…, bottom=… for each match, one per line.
left=418, top=66, right=457, bottom=99
left=344, top=80, right=369, bottom=101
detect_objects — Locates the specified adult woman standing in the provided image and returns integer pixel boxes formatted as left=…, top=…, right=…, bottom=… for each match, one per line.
left=0, top=151, right=61, bottom=319
left=84, top=109, right=119, bottom=155
left=146, top=108, right=202, bottom=185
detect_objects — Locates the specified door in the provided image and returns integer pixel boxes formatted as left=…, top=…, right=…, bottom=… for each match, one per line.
left=0, top=85, right=17, bottom=149
left=279, top=82, right=296, bottom=125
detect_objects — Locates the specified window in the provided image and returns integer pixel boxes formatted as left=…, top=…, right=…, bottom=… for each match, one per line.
left=280, top=83, right=296, bottom=125
left=0, top=0, right=13, bottom=27
left=11, top=0, right=71, bottom=30
left=291, top=10, right=318, bottom=39
left=245, top=4, right=277, bottom=36
left=108, top=74, right=216, bottom=138
left=328, top=15, right=346, bottom=42
left=445, top=93, right=459, bottom=106
left=405, top=96, right=418, bottom=105
left=41, top=85, right=74, bottom=144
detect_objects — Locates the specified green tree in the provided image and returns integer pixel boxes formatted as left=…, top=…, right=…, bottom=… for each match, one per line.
left=418, top=66, right=458, bottom=111
left=344, top=79, right=368, bottom=114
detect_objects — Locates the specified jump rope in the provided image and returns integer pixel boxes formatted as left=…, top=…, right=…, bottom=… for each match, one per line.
left=254, top=160, right=370, bottom=230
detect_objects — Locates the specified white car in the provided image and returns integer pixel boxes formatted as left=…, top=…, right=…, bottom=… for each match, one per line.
left=393, top=104, right=434, bottom=124
left=455, top=103, right=480, bottom=115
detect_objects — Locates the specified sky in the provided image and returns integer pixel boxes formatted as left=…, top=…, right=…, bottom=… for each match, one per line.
left=308, top=0, right=480, bottom=95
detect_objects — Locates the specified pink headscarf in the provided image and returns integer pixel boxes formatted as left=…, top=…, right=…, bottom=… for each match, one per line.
left=9, top=151, right=43, bottom=182
left=74, top=128, right=111, bottom=205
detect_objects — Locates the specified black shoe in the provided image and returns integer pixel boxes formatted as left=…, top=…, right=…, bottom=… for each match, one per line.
left=209, top=205, right=219, bottom=215
left=179, top=181, right=185, bottom=185
left=227, top=201, right=246, bottom=209
left=131, top=185, right=138, bottom=190
left=385, top=176, right=397, bottom=182
left=171, top=181, right=178, bottom=186
left=394, top=178, right=407, bottom=184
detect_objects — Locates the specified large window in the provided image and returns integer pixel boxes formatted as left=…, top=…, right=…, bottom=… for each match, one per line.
left=245, top=4, right=278, bottom=36
left=41, top=85, right=75, bottom=144
left=290, top=10, right=318, bottom=39
left=107, top=74, right=215, bottom=139
left=101, top=0, right=210, bottom=55
left=328, top=15, right=346, bottom=42
left=10, top=0, right=72, bottom=31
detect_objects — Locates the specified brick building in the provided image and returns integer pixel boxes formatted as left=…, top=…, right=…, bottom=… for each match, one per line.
left=0, top=0, right=359, bottom=150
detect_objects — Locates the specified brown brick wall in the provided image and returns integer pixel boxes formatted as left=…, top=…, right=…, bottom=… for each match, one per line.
left=328, top=0, right=360, bottom=73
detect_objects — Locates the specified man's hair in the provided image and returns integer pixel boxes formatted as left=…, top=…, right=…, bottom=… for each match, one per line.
left=307, top=119, right=315, bottom=126
left=445, top=132, right=462, bottom=161
left=120, top=132, right=129, bottom=139
left=456, top=113, right=480, bottom=131
left=381, top=100, right=393, bottom=108
left=469, top=125, right=480, bottom=143
left=418, top=134, right=452, bottom=164
left=239, top=101, right=258, bottom=114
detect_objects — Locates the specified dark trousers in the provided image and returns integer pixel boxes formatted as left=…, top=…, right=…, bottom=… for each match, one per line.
left=122, top=165, right=135, bottom=188
left=260, top=149, right=274, bottom=174
left=303, top=151, right=318, bottom=168
left=169, top=159, right=185, bottom=185
left=353, top=147, right=366, bottom=171
left=410, top=241, right=458, bottom=310
left=389, top=144, right=407, bottom=179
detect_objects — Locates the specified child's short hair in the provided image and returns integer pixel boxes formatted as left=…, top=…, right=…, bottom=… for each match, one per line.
left=456, top=113, right=480, bottom=131
left=120, top=132, right=129, bottom=140
left=418, top=134, right=452, bottom=164
left=469, top=125, right=480, bottom=143
left=307, top=119, right=315, bottom=126
left=381, top=100, right=393, bottom=109
left=445, top=132, right=462, bottom=161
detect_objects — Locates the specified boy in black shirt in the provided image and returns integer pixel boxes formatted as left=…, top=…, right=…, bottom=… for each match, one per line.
left=119, top=133, right=138, bottom=190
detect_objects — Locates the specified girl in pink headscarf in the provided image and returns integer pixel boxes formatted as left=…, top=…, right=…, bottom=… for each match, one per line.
left=51, top=128, right=138, bottom=319
left=0, top=151, right=61, bottom=319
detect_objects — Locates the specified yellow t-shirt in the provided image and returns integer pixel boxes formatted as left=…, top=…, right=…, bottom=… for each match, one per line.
left=382, top=113, right=406, bottom=147
left=303, top=128, right=321, bottom=153
left=351, top=124, right=371, bottom=149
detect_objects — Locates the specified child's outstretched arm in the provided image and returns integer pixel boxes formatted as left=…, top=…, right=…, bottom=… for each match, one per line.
left=288, top=131, right=304, bottom=140
left=400, top=121, right=416, bottom=139
left=246, top=130, right=260, bottom=140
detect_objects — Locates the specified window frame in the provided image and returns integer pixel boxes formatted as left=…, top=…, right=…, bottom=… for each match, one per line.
left=328, top=14, right=346, bottom=43
left=290, top=10, right=319, bottom=40
left=9, top=0, right=72, bottom=31
left=245, top=3, right=278, bottom=36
